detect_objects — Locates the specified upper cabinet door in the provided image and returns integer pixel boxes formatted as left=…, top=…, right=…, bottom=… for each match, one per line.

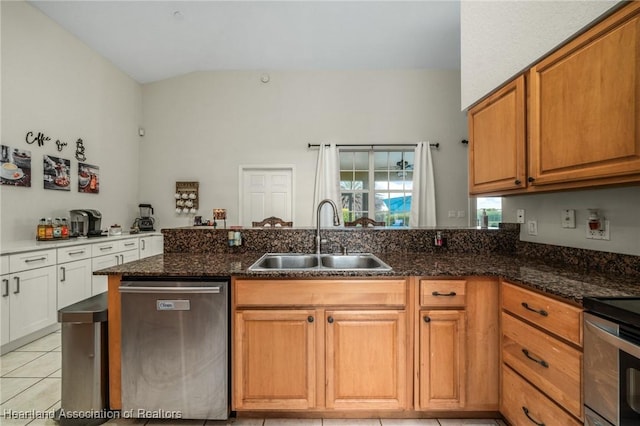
left=468, top=75, right=526, bottom=195
left=529, top=3, right=640, bottom=186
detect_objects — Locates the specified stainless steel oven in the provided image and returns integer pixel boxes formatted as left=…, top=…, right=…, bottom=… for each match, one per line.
left=583, top=297, right=640, bottom=426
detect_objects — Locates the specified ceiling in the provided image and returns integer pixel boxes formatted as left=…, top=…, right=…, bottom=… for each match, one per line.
left=29, top=1, right=461, bottom=84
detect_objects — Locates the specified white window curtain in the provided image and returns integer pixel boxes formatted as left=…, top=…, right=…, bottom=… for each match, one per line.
left=410, top=141, right=436, bottom=227
left=312, top=143, right=342, bottom=226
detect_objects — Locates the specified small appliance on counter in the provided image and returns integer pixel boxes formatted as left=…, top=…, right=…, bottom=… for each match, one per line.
left=133, top=204, right=155, bottom=231
left=69, top=209, right=104, bottom=237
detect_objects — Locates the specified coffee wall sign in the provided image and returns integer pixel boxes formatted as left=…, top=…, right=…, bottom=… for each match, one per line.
left=25, top=131, right=88, bottom=160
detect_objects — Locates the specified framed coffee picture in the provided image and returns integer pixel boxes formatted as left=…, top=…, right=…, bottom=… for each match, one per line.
left=43, top=155, right=71, bottom=191
left=1, top=145, right=31, bottom=187
left=78, top=162, right=99, bottom=193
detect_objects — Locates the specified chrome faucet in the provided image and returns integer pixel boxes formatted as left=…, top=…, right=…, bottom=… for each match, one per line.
left=316, top=199, right=341, bottom=254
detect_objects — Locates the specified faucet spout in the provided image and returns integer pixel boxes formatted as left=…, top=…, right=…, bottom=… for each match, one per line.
left=316, top=199, right=341, bottom=254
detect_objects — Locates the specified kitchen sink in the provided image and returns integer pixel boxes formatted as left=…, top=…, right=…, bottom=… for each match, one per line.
left=248, top=253, right=392, bottom=272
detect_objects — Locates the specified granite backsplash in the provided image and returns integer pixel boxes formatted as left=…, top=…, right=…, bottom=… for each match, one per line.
left=162, top=223, right=640, bottom=278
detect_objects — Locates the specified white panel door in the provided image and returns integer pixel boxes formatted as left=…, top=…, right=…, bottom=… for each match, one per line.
left=241, top=167, right=293, bottom=227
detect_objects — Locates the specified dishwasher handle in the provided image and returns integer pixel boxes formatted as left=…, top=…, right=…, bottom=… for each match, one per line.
left=119, top=285, right=223, bottom=294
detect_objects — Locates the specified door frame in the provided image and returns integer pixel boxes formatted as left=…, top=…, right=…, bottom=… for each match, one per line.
left=238, top=164, right=296, bottom=227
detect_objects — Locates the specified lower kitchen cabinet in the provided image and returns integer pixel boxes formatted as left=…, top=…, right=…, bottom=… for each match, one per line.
left=234, top=309, right=317, bottom=410
left=139, top=234, right=163, bottom=258
left=92, top=239, right=139, bottom=295
left=6, top=266, right=57, bottom=342
left=233, top=278, right=409, bottom=412
left=418, top=309, right=465, bottom=410
left=415, top=277, right=499, bottom=412
left=57, top=244, right=92, bottom=309
left=325, top=310, right=406, bottom=410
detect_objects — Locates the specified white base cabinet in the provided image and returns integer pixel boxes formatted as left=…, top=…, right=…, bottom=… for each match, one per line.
left=139, top=235, right=163, bottom=258
left=57, top=244, right=92, bottom=309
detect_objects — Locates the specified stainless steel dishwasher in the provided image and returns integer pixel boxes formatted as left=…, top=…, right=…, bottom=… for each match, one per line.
left=119, top=278, right=229, bottom=420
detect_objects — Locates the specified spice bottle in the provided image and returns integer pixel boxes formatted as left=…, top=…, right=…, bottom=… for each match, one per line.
left=61, top=218, right=69, bottom=239
left=52, top=218, right=62, bottom=238
left=37, top=218, right=46, bottom=240
left=44, top=218, right=54, bottom=239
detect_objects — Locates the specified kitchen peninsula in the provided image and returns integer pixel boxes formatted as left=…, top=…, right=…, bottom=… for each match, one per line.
left=97, top=226, right=640, bottom=422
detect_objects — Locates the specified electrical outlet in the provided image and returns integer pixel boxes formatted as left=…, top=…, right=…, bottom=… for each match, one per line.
left=562, top=209, right=576, bottom=228
left=586, top=220, right=610, bottom=240
left=448, top=210, right=456, bottom=218
left=527, top=220, right=538, bottom=236
left=457, top=210, right=465, bottom=218
left=516, top=209, right=525, bottom=224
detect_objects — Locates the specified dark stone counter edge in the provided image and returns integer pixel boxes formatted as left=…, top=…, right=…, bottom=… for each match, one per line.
left=94, top=252, right=640, bottom=306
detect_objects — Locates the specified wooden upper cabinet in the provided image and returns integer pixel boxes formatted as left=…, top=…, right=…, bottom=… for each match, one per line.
left=468, top=75, right=526, bottom=195
left=529, top=2, right=640, bottom=187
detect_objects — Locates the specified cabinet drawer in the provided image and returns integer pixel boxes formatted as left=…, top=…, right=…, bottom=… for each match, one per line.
left=1, top=255, right=8, bottom=274
left=502, top=365, right=581, bottom=426
left=420, top=279, right=466, bottom=307
left=119, top=238, right=139, bottom=252
left=57, top=244, right=91, bottom=263
left=92, top=241, right=120, bottom=256
left=502, top=281, right=582, bottom=346
left=235, top=279, right=406, bottom=307
left=9, top=249, right=56, bottom=273
left=502, top=312, right=582, bottom=418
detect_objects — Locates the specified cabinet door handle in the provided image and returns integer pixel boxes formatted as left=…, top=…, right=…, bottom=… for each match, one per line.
left=522, top=348, right=549, bottom=368
left=307, top=316, right=314, bottom=323
left=327, top=316, right=334, bottom=324
left=521, top=302, right=548, bottom=317
left=432, top=291, right=456, bottom=297
left=60, top=266, right=66, bottom=282
left=522, top=406, right=545, bottom=426
left=120, top=254, right=124, bottom=264
left=514, top=179, right=521, bottom=185
left=423, top=316, right=431, bottom=323
left=141, top=240, right=146, bottom=250
left=527, top=177, right=536, bottom=183
left=25, top=256, right=47, bottom=263
left=115, top=255, right=120, bottom=264
left=2, top=279, right=8, bottom=297
left=13, top=277, right=20, bottom=294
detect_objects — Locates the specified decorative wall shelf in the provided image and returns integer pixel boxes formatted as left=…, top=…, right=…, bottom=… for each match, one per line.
left=174, top=181, right=199, bottom=214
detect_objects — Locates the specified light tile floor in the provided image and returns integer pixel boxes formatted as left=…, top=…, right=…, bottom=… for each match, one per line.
left=1, top=331, right=507, bottom=426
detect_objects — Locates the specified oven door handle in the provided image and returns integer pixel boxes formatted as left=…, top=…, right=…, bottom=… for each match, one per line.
left=585, top=319, right=640, bottom=359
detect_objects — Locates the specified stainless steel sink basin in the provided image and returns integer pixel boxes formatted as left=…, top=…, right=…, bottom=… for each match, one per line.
left=251, top=254, right=319, bottom=269
left=248, top=253, right=392, bottom=272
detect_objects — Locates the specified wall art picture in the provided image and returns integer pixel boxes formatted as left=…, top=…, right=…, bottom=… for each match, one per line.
left=43, top=155, right=71, bottom=191
left=1, top=145, right=32, bottom=187
left=78, top=162, right=99, bottom=194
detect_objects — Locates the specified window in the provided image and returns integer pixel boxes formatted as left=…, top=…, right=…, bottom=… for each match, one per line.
left=476, top=197, right=502, bottom=228
left=340, top=150, right=413, bottom=226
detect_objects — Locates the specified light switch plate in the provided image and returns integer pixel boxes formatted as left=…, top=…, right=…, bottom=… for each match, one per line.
left=527, top=220, right=538, bottom=236
left=562, top=209, right=576, bottom=228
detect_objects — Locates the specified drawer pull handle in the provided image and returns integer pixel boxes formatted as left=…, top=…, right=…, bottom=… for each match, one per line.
left=522, top=406, right=545, bottom=426
left=423, top=316, right=431, bottom=323
left=25, top=257, right=47, bottom=263
left=432, top=291, right=456, bottom=297
left=2, top=279, right=8, bottom=297
left=327, top=316, right=334, bottom=324
left=521, top=302, right=548, bottom=317
left=124, top=242, right=135, bottom=247
left=307, top=316, right=314, bottom=323
left=100, top=246, right=114, bottom=251
left=522, top=348, right=549, bottom=368
left=67, top=250, right=85, bottom=255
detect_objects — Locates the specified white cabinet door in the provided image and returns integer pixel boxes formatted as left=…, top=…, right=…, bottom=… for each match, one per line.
left=1, top=274, right=9, bottom=346
left=139, top=235, right=163, bottom=259
left=10, top=266, right=57, bottom=341
left=58, top=258, right=92, bottom=309
left=121, top=249, right=139, bottom=265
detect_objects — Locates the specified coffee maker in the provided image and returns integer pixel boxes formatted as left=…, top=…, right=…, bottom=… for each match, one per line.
left=134, top=204, right=155, bottom=231
left=69, top=209, right=103, bottom=237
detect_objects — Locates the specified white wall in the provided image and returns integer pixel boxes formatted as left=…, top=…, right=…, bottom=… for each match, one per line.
left=140, top=70, right=469, bottom=228
left=460, top=0, right=620, bottom=109
left=502, top=187, right=640, bottom=256
left=0, top=1, right=142, bottom=245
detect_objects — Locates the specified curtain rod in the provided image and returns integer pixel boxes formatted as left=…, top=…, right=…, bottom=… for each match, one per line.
left=307, top=142, right=439, bottom=149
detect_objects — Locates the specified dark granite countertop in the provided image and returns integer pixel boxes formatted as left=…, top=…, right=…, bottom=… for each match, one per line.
left=94, top=251, right=640, bottom=305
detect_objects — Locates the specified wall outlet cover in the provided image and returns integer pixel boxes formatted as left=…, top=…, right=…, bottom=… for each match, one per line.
left=516, top=209, right=525, bottom=224
left=562, top=209, right=576, bottom=228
